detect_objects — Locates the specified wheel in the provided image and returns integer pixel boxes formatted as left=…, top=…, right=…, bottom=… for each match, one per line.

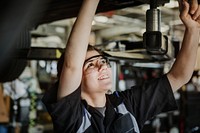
left=0, top=29, right=31, bottom=82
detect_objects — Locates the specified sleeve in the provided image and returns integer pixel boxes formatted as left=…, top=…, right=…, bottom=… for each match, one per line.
left=41, top=82, right=83, bottom=133
left=120, top=74, right=178, bottom=129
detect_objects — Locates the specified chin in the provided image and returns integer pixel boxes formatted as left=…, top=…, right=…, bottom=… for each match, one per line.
left=102, top=84, right=112, bottom=91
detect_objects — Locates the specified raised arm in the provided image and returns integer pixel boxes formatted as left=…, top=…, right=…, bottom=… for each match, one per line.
left=57, top=0, right=100, bottom=100
left=167, top=0, right=200, bottom=92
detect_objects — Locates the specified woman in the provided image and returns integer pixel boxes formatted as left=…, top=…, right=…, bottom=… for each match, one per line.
left=42, top=0, right=200, bottom=132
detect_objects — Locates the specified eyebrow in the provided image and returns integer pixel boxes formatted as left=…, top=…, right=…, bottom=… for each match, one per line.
left=84, top=55, right=104, bottom=66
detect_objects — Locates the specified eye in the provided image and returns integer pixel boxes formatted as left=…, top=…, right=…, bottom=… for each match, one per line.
left=100, top=58, right=107, bottom=65
left=87, top=62, right=95, bottom=69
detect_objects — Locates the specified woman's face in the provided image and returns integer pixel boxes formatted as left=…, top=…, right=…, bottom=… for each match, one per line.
left=81, top=50, right=112, bottom=94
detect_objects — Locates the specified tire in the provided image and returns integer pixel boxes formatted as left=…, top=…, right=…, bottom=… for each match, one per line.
left=0, top=29, right=31, bottom=82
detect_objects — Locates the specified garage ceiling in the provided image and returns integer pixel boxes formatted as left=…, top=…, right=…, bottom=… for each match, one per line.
left=32, top=0, right=182, bottom=43
left=37, top=0, right=169, bottom=24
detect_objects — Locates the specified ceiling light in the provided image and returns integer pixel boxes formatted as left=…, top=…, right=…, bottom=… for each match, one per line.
left=133, top=63, right=163, bottom=68
left=164, top=0, right=178, bottom=8
left=92, top=20, right=96, bottom=25
left=94, top=16, right=109, bottom=23
left=55, top=27, right=65, bottom=33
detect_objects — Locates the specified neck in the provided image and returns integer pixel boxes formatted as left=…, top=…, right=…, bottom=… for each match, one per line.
left=81, top=91, right=106, bottom=107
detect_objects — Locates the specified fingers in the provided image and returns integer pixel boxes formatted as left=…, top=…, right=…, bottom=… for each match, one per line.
left=189, top=0, right=199, bottom=15
left=180, top=0, right=190, bottom=18
left=196, top=16, right=200, bottom=23
left=179, top=0, right=200, bottom=28
left=192, top=5, right=200, bottom=20
left=178, top=0, right=183, bottom=12
left=188, top=0, right=200, bottom=20
left=180, top=0, right=200, bottom=20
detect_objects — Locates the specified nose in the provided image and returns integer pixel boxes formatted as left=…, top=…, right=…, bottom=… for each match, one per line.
left=98, top=63, right=108, bottom=72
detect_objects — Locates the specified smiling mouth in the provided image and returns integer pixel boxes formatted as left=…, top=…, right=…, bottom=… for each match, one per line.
left=98, top=75, right=109, bottom=80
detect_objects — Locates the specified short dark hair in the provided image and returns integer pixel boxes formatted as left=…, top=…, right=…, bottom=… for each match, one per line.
left=57, top=44, right=104, bottom=79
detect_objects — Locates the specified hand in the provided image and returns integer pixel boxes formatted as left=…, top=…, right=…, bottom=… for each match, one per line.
left=179, top=0, right=200, bottom=29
